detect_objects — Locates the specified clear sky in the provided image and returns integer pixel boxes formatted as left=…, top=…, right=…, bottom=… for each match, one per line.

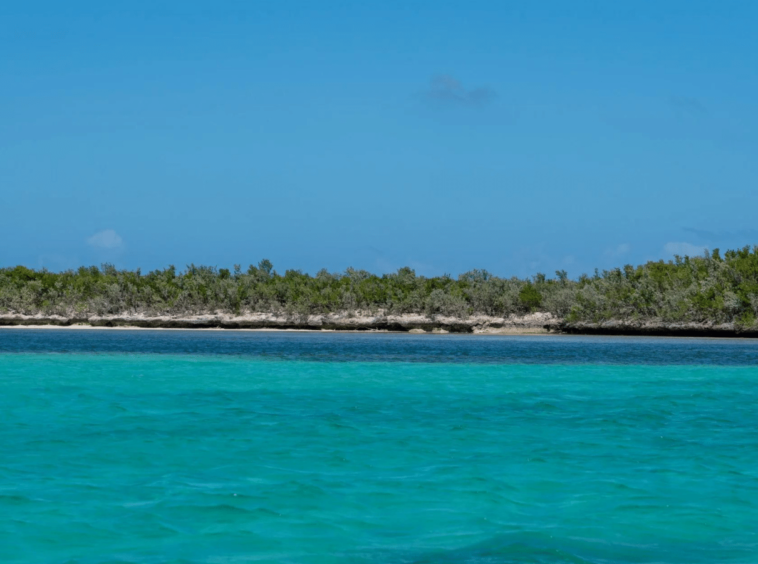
left=2, top=1, right=757, bottom=277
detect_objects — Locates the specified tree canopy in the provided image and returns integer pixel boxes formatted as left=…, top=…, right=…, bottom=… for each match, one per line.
left=1, top=246, right=757, bottom=328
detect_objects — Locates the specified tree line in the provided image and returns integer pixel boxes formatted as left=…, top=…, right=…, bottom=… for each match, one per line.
left=1, top=247, right=757, bottom=327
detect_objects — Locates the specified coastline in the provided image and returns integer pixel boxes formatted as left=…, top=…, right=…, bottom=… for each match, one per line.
left=1, top=312, right=756, bottom=337
left=0, top=312, right=556, bottom=335
left=559, top=320, right=758, bottom=338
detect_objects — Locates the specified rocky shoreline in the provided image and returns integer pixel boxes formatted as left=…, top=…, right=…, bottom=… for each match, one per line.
left=559, top=320, right=758, bottom=338
left=1, top=312, right=757, bottom=337
left=0, top=312, right=556, bottom=334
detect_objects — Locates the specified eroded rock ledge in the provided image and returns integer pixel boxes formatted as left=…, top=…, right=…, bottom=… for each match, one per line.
left=0, top=312, right=557, bottom=334
left=559, top=320, right=758, bottom=338
left=1, top=313, right=756, bottom=337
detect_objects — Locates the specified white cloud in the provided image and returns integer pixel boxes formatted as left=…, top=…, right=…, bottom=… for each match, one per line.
left=663, top=241, right=707, bottom=258
left=87, top=229, right=123, bottom=249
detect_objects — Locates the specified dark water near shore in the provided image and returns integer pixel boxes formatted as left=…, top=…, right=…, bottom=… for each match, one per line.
left=1, top=330, right=757, bottom=563
left=3, top=329, right=758, bottom=365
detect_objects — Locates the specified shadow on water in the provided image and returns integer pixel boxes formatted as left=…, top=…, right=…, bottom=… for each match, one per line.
left=398, top=532, right=751, bottom=564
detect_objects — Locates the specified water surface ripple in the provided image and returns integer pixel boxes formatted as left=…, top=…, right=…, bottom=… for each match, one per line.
left=0, top=331, right=756, bottom=563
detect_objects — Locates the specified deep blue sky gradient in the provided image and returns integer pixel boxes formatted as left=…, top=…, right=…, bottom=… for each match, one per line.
left=2, top=1, right=757, bottom=277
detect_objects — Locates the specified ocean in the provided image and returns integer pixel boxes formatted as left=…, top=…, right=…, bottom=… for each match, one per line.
left=1, top=330, right=756, bottom=563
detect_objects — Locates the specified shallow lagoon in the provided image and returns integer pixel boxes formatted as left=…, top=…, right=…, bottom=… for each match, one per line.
left=1, top=330, right=756, bottom=563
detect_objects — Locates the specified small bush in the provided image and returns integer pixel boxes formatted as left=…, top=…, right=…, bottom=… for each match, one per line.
left=518, top=283, right=542, bottom=311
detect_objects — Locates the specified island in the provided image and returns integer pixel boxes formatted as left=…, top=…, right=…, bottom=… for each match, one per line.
left=1, top=247, right=757, bottom=337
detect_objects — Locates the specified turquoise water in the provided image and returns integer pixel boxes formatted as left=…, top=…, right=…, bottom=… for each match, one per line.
left=1, top=331, right=757, bottom=563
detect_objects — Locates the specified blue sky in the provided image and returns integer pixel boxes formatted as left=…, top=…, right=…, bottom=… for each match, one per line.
left=2, top=1, right=757, bottom=277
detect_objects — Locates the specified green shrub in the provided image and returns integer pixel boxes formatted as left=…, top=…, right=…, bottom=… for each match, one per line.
left=518, top=283, right=542, bottom=311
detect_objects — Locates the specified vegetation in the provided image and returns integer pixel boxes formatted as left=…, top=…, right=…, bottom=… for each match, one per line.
left=1, top=246, right=758, bottom=327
